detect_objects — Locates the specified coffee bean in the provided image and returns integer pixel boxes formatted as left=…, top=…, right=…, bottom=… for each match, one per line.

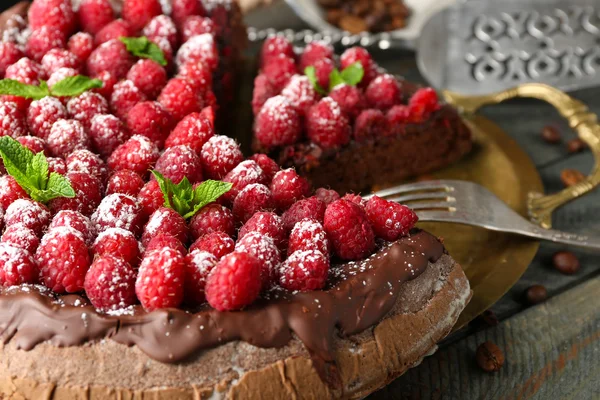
left=476, top=341, right=505, bottom=372
left=567, top=138, right=587, bottom=153
left=317, top=0, right=411, bottom=34
left=525, top=284, right=547, bottom=305
left=474, top=309, right=499, bottom=327
left=552, top=251, right=580, bottom=275
left=560, top=168, right=585, bottom=187
left=339, top=14, right=368, bottom=34
left=541, top=125, right=561, bottom=144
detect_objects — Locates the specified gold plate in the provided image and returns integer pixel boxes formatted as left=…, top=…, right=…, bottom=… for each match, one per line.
left=416, top=115, right=543, bottom=329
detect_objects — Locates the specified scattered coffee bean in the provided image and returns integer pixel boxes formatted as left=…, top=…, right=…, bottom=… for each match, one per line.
left=320, top=0, right=411, bottom=34
left=567, top=138, right=587, bottom=154
left=525, top=284, right=547, bottom=305
left=475, top=309, right=499, bottom=327
left=476, top=341, right=505, bottom=372
left=541, top=126, right=561, bottom=144
left=560, top=169, right=585, bottom=187
left=552, top=251, right=580, bottom=275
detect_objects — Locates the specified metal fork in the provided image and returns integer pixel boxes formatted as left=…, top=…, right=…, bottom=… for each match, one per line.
left=366, top=180, right=600, bottom=250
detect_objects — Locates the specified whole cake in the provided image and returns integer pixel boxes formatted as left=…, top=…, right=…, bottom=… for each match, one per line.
left=0, top=0, right=471, bottom=399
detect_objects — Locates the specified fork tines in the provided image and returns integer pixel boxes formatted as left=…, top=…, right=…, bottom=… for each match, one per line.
left=367, top=181, right=457, bottom=211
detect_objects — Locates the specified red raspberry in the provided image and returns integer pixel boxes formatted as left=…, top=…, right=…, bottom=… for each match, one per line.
left=254, top=95, right=302, bottom=149
left=365, top=195, right=418, bottom=241
left=17, top=136, right=48, bottom=155
left=48, top=171, right=103, bottom=216
left=106, top=170, right=145, bottom=196
left=91, top=194, right=144, bottom=236
left=28, top=0, right=76, bottom=35
left=340, top=47, right=379, bottom=87
left=329, top=84, right=366, bottom=117
left=0, top=42, right=24, bottom=77
left=47, top=119, right=90, bottom=158
left=365, top=74, right=401, bottom=110
left=408, top=88, right=441, bottom=122
left=0, top=243, right=38, bottom=286
left=67, top=92, right=110, bottom=128
left=235, top=231, right=281, bottom=289
left=47, top=157, right=67, bottom=174
left=92, top=71, right=118, bottom=99
left=122, top=0, right=162, bottom=31
left=66, top=149, right=109, bottom=186
left=279, top=249, right=329, bottom=292
left=78, top=0, right=115, bottom=35
left=306, top=97, right=351, bottom=149
left=144, top=233, right=185, bottom=256
left=189, top=231, right=234, bottom=259
left=5, top=57, right=42, bottom=85
left=323, top=199, right=375, bottom=260
left=222, top=160, right=268, bottom=203
left=177, top=62, right=212, bottom=93
left=28, top=96, right=68, bottom=139
left=36, top=227, right=92, bottom=293
left=200, top=135, right=243, bottom=179
left=171, top=0, right=207, bottom=27
left=26, top=26, right=67, bottom=62
left=251, top=74, right=278, bottom=115
left=341, top=193, right=365, bottom=207
left=165, top=112, right=214, bottom=154
left=93, top=227, right=140, bottom=266
left=143, top=15, right=178, bottom=50
left=127, top=60, right=168, bottom=99
left=260, top=36, right=295, bottom=67
left=281, top=75, right=320, bottom=116
left=1, top=225, right=40, bottom=254
left=181, top=16, right=216, bottom=43
left=94, top=19, right=133, bottom=46
left=176, top=34, right=218, bottom=71
left=288, top=218, right=329, bottom=256
left=89, top=114, right=130, bottom=158
left=108, top=135, right=160, bottom=176
left=85, top=255, right=137, bottom=311
left=299, top=41, right=334, bottom=71
left=189, top=203, right=235, bottom=240
left=0, top=176, right=28, bottom=209
left=41, top=49, right=81, bottom=75
left=5, top=199, right=51, bottom=235
left=137, top=180, right=164, bottom=217
left=126, top=101, right=173, bottom=147
left=87, top=39, right=134, bottom=80
left=158, top=77, right=202, bottom=122
left=354, top=109, right=386, bottom=142
left=111, top=80, right=148, bottom=120
left=154, top=145, right=203, bottom=183
left=0, top=101, right=28, bottom=138
left=270, top=168, right=310, bottom=211
left=47, top=67, right=79, bottom=93
left=184, top=249, right=217, bottom=305
left=233, top=183, right=275, bottom=223
left=200, top=106, right=215, bottom=127
left=205, top=252, right=262, bottom=311
left=142, top=207, right=188, bottom=247
left=135, top=246, right=185, bottom=310
left=151, top=36, right=174, bottom=70
left=315, top=188, right=340, bottom=205
left=386, top=104, right=412, bottom=130
left=49, top=210, right=96, bottom=246
left=239, top=211, right=286, bottom=252
left=262, top=55, right=296, bottom=92
left=67, top=32, right=95, bottom=62
left=281, top=197, right=326, bottom=232
left=312, top=58, right=335, bottom=90
left=249, top=154, right=279, bottom=182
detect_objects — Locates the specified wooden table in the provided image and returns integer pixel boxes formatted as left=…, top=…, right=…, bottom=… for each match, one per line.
left=246, top=4, right=600, bottom=399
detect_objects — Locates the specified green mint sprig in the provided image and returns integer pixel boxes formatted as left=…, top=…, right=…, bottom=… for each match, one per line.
left=0, top=137, right=75, bottom=203
left=0, top=75, right=103, bottom=100
left=120, top=36, right=167, bottom=66
left=151, top=171, right=232, bottom=220
left=305, top=61, right=364, bottom=95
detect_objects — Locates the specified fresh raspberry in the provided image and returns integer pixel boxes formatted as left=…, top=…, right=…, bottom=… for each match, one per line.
left=177, top=62, right=212, bottom=93
left=315, top=188, right=340, bottom=205
left=46, top=119, right=90, bottom=158
left=49, top=171, right=103, bottom=216
left=36, top=227, right=92, bottom=293
left=106, top=170, right=145, bottom=196
left=299, top=41, right=334, bottom=71
left=176, top=34, right=218, bottom=71
left=386, top=105, right=412, bottom=130
left=341, top=193, right=365, bottom=207
left=89, top=114, right=130, bottom=158
left=142, top=207, right=188, bottom=247
left=181, top=16, right=216, bottom=43
left=200, top=135, right=243, bottom=179
left=408, top=88, right=441, bottom=123
left=47, top=157, right=67, bottom=175
left=249, top=154, right=279, bottom=182
left=28, top=0, right=76, bottom=35
left=365, top=195, right=418, bottom=241
left=200, top=106, right=215, bottom=127
left=87, top=39, right=134, bottom=80
left=5, top=199, right=51, bottom=235
left=189, top=203, right=235, bottom=240
left=91, top=193, right=145, bottom=235
left=189, top=231, right=234, bottom=259
left=262, top=55, right=296, bottom=92
left=279, top=249, right=329, bottom=292
left=5, top=57, right=42, bottom=86
left=122, top=0, right=162, bottom=31
left=0, top=101, right=28, bottom=138
left=92, top=71, right=118, bottom=99
left=323, top=199, right=375, bottom=260
left=49, top=210, right=96, bottom=246
left=239, top=211, right=286, bottom=252
left=85, top=255, right=137, bottom=311
left=354, top=109, right=386, bottom=142
left=144, top=233, right=186, bottom=256
left=41, top=49, right=81, bottom=75
left=165, top=112, right=213, bottom=154
left=281, top=197, right=326, bottom=232
left=1, top=225, right=40, bottom=254
left=254, top=96, right=302, bottom=150
left=233, top=183, right=275, bottom=223
left=151, top=36, right=174, bottom=71
left=93, top=227, right=140, bottom=266
left=260, top=36, right=295, bottom=67
left=0, top=176, right=28, bottom=209
left=222, top=160, right=268, bottom=203
left=171, top=0, right=207, bottom=27
left=251, top=74, right=278, bottom=115
left=66, top=149, right=109, bottom=186
left=108, top=135, right=160, bottom=176
left=126, top=101, right=173, bottom=147
left=143, top=15, right=178, bottom=50
left=111, top=80, right=148, bottom=121
left=340, top=47, right=379, bottom=87
left=235, top=232, right=281, bottom=289
left=17, top=136, right=48, bottom=155
left=67, top=32, right=95, bottom=62
left=184, top=249, right=217, bottom=305
left=127, top=60, right=168, bottom=99
left=0, top=243, right=38, bottom=286
left=0, top=42, right=24, bottom=78
left=329, top=84, right=366, bottom=117
left=78, top=0, right=115, bottom=35
left=94, top=19, right=133, bottom=46
left=158, top=77, right=202, bottom=122
left=26, top=26, right=67, bottom=62
left=281, top=75, right=320, bottom=116
left=135, top=246, right=185, bottom=310
left=47, top=67, right=79, bottom=92
left=288, top=218, right=329, bottom=256
left=154, top=145, right=203, bottom=183
left=205, top=252, right=262, bottom=311
left=306, top=97, right=351, bottom=149
left=137, top=180, right=164, bottom=217
left=312, top=58, right=335, bottom=90
left=270, top=169, right=310, bottom=211
left=365, top=74, right=401, bottom=110
left=67, top=92, right=110, bottom=129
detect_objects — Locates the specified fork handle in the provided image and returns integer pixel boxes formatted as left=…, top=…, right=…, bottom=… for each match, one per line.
left=513, top=226, right=600, bottom=251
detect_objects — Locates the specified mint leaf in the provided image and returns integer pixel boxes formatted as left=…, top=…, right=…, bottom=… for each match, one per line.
left=340, top=62, right=364, bottom=86
left=151, top=171, right=174, bottom=209
left=0, top=136, right=36, bottom=194
left=28, top=152, right=49, bottom=191
left=34, top=173, right=76, bottom=203
left=0, top=79, right=50, bottom=100
left=50, top=76, right=103, bottom=97
left=120, top=36, right=167, bottom=66
left=304, top=66, right=327, bottom=95
left=184, top=180, right=232, bottom=219
left=328, top=69, right=345, bottom=91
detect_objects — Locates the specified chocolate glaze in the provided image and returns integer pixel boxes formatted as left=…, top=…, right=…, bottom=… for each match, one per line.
left=0, top=231, right=443, bottom=386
